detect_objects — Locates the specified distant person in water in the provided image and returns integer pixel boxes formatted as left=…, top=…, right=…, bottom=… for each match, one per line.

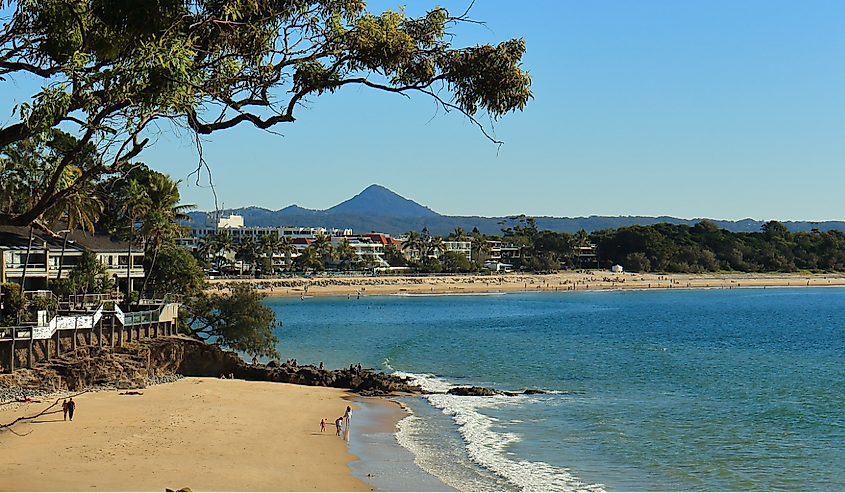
left=62, top=399, right=68, bottom=421
left=67, top=398, right=76, bottom=421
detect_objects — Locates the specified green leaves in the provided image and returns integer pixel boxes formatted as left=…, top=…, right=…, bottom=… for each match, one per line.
left=443, top=38, right=532, bottom=119
left=184, top=283, right=280, bottom=359
left=1, top=0, right=531, bottom=226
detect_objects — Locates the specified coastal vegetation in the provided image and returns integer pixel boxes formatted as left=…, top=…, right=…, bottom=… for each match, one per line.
left=591, top=220, right=845, bottom=273
left=188, top=215, right=845, bottom=277
left=0, top=141, right=280, bottom=357
left=450, top=217, right=845, bottom=274
left=0, top=0, right=533, bottom=358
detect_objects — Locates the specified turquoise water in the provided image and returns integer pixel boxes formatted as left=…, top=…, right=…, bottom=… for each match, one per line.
left=266, top=287, right=845, bottom=491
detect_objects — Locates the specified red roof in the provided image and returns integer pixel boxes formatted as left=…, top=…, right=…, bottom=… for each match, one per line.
left=359, top=233, right=396, bottom=245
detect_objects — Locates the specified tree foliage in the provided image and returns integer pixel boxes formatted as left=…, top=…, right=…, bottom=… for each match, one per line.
left=143, top=243, right=206, bottom=298
left=0, top=282, right=26, bottom=326
left=0, top=0, right=531, bottom=226
left=49, top=249, right=112, bottom=295
left=592, top=220, right=845, bottom=273
left=181, top=283, right=279, bottom=358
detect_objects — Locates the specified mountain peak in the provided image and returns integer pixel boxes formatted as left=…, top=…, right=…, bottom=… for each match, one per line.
left=325, top=184, right=438, bottom=217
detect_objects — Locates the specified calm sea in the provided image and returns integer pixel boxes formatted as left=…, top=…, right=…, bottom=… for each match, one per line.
left=265, top=287, right=845, bottom=491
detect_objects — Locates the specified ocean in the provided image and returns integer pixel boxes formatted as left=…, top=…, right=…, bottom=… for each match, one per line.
left=265, top=287, right=845, bottom=491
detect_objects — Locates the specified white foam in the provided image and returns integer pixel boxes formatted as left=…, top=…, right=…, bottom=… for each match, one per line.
left=428, top=394, right=605, bottom=492
left=392, top=370, right=454, bottom=394
left=395, top=409, right=505, bottom=491
left=393, top=371, right=605, bottom=492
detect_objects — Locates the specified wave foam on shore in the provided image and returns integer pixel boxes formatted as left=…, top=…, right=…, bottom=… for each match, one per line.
left=393, top=371, right=606, bottom=492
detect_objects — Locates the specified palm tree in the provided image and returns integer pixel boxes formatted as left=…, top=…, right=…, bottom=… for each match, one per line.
left=210, top=230, right=234, bottom=270
left=235, top=236, right=260, bottom=276
left=42, top=177, right=104, bottom=280
left=448, top=227, right=469, bottom=242
left=402, top=230, right=423, bottom=261
left=574, top=229, right=590, bottom=268
left=138, top=174, right=194, bottom=294
left=195, top=236, right=214, bottom=265
left=119, top=179, right=152, bottom=300
left=258, top=232, right=277, bottom=273
left=335, top=238, right=357, bottom=271
left=312, top=233, right=335, bottom=266
left=277, top=234, right=296, bottom=271
left=425, top=235, right=446, bottom=259
left=471, top=234, right=493, bottom=264
left=293, top=246, right=323, bottom=273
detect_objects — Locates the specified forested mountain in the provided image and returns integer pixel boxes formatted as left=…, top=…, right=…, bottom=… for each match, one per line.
left=188, top=185, right=845, bottom=236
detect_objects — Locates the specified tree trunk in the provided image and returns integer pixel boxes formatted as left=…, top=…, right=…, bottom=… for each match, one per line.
left=141, top=243, right=158, bottom=298
left=20, top=225, right=33, bottom=292
left=126, top=222, right=133, bottom=304
left=57, top=231, right=69, bottom=280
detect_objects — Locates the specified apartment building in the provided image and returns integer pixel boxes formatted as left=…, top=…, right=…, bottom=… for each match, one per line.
left=0, top=226, right=145, bottom=291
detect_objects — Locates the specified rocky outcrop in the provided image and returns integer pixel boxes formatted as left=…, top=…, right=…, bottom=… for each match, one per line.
left=0, top=367, right=66, bottom=393
left=523, top=389, right=548, bottom=395
left=446, top=386, right=551, bottom=397
left=1, top=337, right=549, bottom=398
left=447, top=386, right=502, bottom=396
left=0, top=336, right=422, bottom=395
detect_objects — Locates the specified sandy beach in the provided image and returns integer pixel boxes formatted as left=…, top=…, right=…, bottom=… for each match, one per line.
left=0, top=378, right=375, bottom=492
left=208, top=271, right=845, bottom=297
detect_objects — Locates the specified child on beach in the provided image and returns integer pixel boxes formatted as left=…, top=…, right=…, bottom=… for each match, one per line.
left=320, top=419, right=326, bottom=432
left=335, top=417, right=343, bottom=436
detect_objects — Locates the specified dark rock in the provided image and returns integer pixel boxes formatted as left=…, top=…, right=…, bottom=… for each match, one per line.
left=447, top=386, right=501, bottom=396
left=523, top=389, right=547, bottom=395
left=266, top=360, right=280, bottom=368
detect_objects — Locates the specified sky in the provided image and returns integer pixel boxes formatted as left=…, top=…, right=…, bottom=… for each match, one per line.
left=5, top=1, right=845, bottom=221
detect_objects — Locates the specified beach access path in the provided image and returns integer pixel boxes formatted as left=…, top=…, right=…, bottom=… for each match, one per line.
left=0, top=378, right=371, bottom=492
left=208, top=271, right=845, bottom=297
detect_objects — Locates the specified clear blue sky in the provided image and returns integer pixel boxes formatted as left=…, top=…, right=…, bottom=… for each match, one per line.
left=7, top=1, right=845, bottom=221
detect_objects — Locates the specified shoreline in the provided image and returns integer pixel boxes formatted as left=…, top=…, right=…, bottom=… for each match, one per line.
left=0, top=378, right=373, bottom=492
left=207, top=271, right=845, bottom=298
left=346, top=395, right=456, bottom=492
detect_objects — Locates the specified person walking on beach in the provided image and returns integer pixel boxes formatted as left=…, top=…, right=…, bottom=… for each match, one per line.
left=335, top=417, right=343, bottom=436
left=67, top=397, right=76, bottom=421
left=321, top=419, right=326, bottom=432
left=344, top=406, right=352, bottom=426
left=62, top=399, right=68, bottom=421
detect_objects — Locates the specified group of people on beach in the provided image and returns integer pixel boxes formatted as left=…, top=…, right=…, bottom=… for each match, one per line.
left=320, top=405, right=353, bottom=436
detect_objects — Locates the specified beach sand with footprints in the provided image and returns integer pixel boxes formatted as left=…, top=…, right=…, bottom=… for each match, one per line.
left=0, top=378, right=372, bottom=492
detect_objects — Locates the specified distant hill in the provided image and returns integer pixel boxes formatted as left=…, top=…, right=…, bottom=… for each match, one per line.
left=326, top=184, right=438, bottom=217
left=188, top=185, right=845, bottom=236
